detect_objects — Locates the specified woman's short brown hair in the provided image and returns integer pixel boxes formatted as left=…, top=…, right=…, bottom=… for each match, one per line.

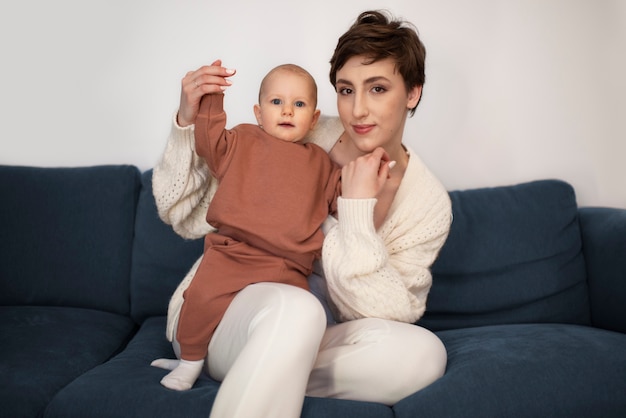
left=329, top=10, right=426, bottom=116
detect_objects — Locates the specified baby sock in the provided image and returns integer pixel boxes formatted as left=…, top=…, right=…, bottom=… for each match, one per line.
left=150, top=358, right=180, bottom=371
left=159, top=359, right=204, bottom=391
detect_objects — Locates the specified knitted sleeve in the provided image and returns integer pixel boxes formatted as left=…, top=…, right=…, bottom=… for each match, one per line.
left=321, top=159, right=452, bottom=323
left=152, top=112, right=217, bottom=240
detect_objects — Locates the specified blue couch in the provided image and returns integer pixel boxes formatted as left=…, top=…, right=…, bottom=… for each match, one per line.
left=1, top=164, right=625, bottom=418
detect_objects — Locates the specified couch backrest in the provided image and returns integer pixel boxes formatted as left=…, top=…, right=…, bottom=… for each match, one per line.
left=127, top=172, right=592, bottom=329
left=0, top=165, right=141, bottom=315
left=420, top=179, right=591, bottom=331
left=129, top=170, right=203, bottom=323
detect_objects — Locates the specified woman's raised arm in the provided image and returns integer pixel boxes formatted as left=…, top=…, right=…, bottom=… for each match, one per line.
left=152, top=61, right=234, bottom=239
left=152, top=114, right=216, bottom=240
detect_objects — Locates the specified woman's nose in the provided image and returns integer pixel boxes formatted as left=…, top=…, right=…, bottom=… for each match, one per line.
left=352, top=93, right=368, bottom=118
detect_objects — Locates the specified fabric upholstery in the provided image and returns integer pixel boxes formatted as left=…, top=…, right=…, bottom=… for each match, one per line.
left=46, top=316, right=393, bottom=418
left=3, top=163, right=625, bottom=418
left=421, top=180, right=590, bottom=331
left=394, top=324, right=626, bottom=417
left=0, top=306, right=135, bottom=418
left=0, top=165, right=141, bottom=315
left=129, top=170, right=204, bottom=323
left=579, top=207, right=626, bottom=333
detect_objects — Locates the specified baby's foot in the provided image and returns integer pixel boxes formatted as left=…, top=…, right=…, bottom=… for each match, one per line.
left=151, top=358, right=180, bottom=371
left=159, top=359, right=203, bottom=391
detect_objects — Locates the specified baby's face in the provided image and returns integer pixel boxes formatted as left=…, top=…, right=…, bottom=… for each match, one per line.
left=254, top=71, right=320, bottom=143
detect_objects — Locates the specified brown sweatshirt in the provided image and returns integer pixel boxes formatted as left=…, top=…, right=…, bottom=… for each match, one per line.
left=195, top=93, right=341, bottom=273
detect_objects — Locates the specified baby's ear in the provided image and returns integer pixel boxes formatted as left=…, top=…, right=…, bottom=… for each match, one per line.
left=310, top=109, right=321, bottom=130
left=253, top=104, right=263, bottom=125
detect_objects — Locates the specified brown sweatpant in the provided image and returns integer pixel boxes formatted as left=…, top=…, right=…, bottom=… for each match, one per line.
left=176, top=233, right=310, bottom=360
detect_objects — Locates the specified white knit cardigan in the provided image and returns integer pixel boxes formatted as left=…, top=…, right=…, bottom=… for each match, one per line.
left=153, top=113, right=452, bottom=340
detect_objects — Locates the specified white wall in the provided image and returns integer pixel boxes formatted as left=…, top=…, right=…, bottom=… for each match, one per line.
left=1, top=0, right=624, bottom=207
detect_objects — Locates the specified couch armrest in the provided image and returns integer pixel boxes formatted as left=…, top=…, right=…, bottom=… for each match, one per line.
left=579, top=207, right=626, bottom=333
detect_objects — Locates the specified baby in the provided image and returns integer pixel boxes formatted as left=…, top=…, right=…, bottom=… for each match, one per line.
left=158, top=63, right=341, bottom=391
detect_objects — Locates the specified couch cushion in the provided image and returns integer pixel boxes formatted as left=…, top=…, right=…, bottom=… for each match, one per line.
left=129, top=170, right=204, bottom=323
left=0, top=306, right=135, bottom=418
left=0, top=165, right=141, bottom=315
left=393, top=324, right=626, bottom=418
left=421, top=180, right=590, bottom=331
left=46, top=316, right=393, bottom=418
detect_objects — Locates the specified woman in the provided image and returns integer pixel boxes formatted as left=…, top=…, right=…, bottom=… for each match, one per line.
left=152, top=10, right=452, bottom=418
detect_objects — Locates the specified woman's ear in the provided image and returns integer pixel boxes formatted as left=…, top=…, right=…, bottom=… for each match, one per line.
left=407, top=85, right=422, bottom=109
left=253, top=104, right=263, bottom=126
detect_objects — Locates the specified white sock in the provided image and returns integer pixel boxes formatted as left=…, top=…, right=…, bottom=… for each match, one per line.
left=151, top=358, right=180, bottom=371
left=159, top=359, right=204, bottom=391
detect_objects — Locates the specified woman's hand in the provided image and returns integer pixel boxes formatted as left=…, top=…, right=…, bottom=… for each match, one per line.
left=176, top=59, right=236, bottom=127
left=341, top=147, right=394, bottom=199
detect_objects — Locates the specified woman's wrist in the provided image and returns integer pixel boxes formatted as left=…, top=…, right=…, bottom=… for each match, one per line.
left=174, top=111, right=195, bottom=129
left=337, top=197, right=377, bottom=234
left=168, top=111, right=196, bottom=149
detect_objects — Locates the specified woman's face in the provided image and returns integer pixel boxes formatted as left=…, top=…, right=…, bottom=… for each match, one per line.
left=335, top=56, right=421, bottom=154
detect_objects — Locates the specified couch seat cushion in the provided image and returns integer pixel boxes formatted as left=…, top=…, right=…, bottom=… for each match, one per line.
left=46, top=316, right=393, bottom=418
left=393, top=323, right=626, bottom=418
left=0, top=306, right=135, bottom=418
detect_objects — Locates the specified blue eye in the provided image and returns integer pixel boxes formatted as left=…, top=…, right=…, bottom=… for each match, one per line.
left=295, top=101, right=305, bottom=108
left=271, top=98, right=282, bottom=105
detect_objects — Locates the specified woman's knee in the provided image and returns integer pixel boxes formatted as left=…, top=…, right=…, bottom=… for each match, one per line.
left=310, top=318, right=446, bottom=405
left=207, top=283, right=326, bottom=379
left=354, top=319, right=446, bottom=402
left=248, top=283, right=327, bottom=339
left=385, top=321, right=447, bottom=395
left=282, top=284, right=327, bottom=333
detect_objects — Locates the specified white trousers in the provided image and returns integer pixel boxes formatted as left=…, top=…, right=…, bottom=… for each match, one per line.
left=172, top=282, right=447, bottom=418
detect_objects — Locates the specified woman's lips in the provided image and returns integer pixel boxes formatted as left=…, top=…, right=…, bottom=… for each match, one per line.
left=352, top=124, right=374, bottom=135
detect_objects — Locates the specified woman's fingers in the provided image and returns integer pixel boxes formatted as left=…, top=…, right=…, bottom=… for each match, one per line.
left=341, top=147, right=391, bottom=199
left=177, top=60, right=237, bottom=127
left=190, top=61, right=236, bottom=92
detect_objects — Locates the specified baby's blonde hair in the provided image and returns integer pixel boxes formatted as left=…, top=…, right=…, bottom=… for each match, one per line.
left=258, top=64, right=318, bottom=107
